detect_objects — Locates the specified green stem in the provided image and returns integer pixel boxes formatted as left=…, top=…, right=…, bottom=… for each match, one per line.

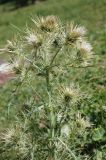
left=45, top=48, right=62, bottom=159
left=45, top=71, right=55, bottom=160
left=46, top=67, right=50, bottom=92
left=45, top=47, right=62, bottom=92
left=50, top=47, right=61, bottom=66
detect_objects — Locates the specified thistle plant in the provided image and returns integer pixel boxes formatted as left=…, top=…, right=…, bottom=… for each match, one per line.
left=0, top=16, right=95, bottom=160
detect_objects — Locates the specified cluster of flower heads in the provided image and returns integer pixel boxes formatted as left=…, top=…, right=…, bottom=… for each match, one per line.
left=0, top=16, right=94, bottom=112
left=0, top=15, right=93, bottom=74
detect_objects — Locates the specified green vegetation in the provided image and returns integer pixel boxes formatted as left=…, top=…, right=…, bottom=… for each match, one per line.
left=0, top=0, right=106, bottom=159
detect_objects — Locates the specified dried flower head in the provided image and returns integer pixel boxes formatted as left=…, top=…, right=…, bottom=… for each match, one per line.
left=60, top=84, right=82, bottom=104
left=76, top=113, right=92, bottom=129
left=77, top=40, right=93, bottom=62
left=78, top=41, right=92, bottom=53
left=32, top=15, right=59, bottom=32
left=25, top=32, right=42, bottom=48
left=13, top=57, right=31, bottom=77
left=66, top=23, right=86, bottom=44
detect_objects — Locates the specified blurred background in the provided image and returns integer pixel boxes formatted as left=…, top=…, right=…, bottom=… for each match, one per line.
left=0, top=0, right=106, bottom=53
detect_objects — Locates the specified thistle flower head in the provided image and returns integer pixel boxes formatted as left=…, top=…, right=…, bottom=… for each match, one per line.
left=12, top=56, right=30, bottom=75
left=60, top=84, right=81, bottom=104
left=33, top=15, right=59, bottom=32
left=77, top=40, right=93, bottom=62
left=25, top=32, right=42, bottom=48
left=76, top=113, right=92, bottom=129
left=66, top=23, right=86, bottom=44
left=52, top=31, right=66, bottom=48
left=78, top=41, right=92, bottom=53
left=70, top=24, right=86, bottom=37
left=0, top=57, right=28, bottom=75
